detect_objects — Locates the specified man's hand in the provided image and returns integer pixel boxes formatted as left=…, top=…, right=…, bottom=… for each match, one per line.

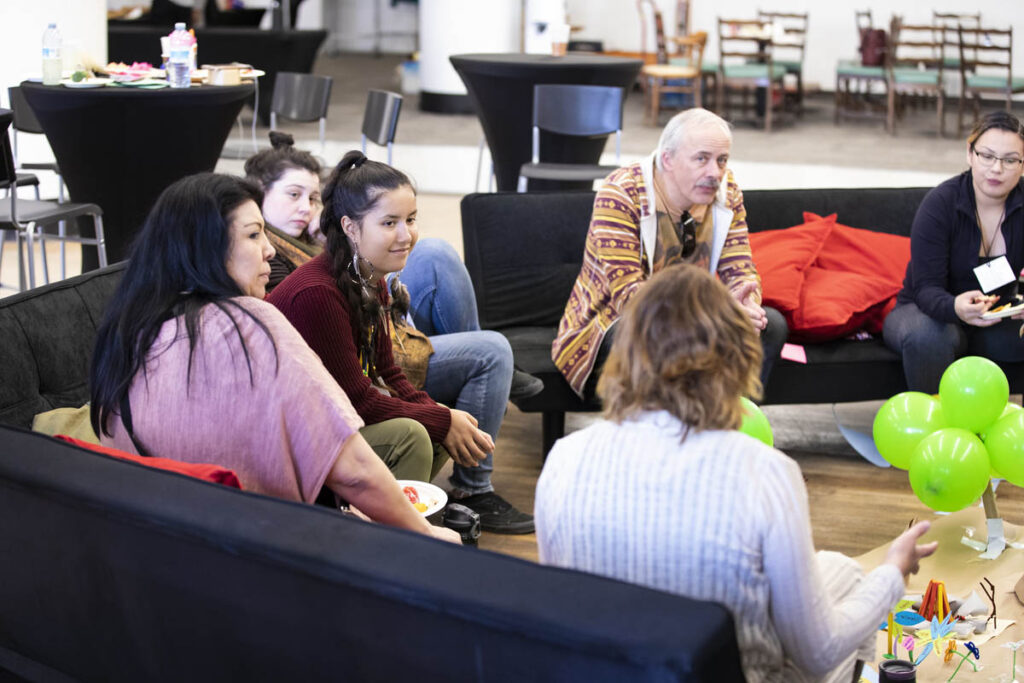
left=954, top=290, right=1001, bottom=327
left=732, top=280, right=768, bottom=331
left=442, top=409, right=493, bottom=468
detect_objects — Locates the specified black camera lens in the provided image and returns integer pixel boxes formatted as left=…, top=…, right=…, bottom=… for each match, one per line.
left=442, top=503, right=481, bottom=546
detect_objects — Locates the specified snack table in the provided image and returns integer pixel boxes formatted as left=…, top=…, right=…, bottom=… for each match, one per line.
left=20, top=81, right=254, bottom=270
left=450, top=53, right=643, bottom=191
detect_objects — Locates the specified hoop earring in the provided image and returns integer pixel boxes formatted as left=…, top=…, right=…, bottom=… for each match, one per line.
left=349, top=248, right=376, bottom=290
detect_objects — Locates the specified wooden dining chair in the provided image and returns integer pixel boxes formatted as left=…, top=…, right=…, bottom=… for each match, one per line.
left=885, top=16, right=947, bottom=137
left=835, top=9, right=888, bottom=129
left=957, top=26, right=1024, bottom=136
left=757, top=10, right=808, bottom=115
left=639, top=12, right=707, bottom=125
left=716, top=17, right=788, bottom=131
left=932, top=11, right=981, bottom=72
left=0, top=109, right=107, bottom=291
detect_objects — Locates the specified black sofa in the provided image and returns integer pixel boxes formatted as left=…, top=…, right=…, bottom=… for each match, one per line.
left=0, top=263, right=745, bottom=682
left=107, top=26, right=327, bottom=124
left=460, top=188, right=1024, bottom=454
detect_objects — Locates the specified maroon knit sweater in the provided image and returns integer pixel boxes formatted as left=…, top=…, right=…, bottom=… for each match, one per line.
left=267, top=253, right=451, bottom=442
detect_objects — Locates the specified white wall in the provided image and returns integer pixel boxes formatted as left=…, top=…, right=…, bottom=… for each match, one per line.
left=2, top=0, right=107, bottom=105
left=567, top=0, right=1024, bottom=93
left=323, top=0, right=418, bottom=54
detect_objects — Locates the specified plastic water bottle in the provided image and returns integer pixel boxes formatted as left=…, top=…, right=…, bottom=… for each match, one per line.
left=41, top=23, right=62, bottom=86
left=167, top=22, right=192, bottom=89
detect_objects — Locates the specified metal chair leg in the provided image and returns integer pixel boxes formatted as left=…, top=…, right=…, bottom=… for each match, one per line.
left=37, top=226, right=49, bottom=285
left=25, top=222, right=37, bottom=290
left=16, top=232, right=28, bottom=292
left=95, top=215, right=108, bottom=268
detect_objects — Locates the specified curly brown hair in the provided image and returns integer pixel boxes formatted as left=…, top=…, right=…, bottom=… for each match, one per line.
left=597, top=264, right=762, bottom=437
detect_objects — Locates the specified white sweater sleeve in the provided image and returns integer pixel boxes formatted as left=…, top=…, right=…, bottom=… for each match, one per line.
left=760, top=456, right=905, bottom=676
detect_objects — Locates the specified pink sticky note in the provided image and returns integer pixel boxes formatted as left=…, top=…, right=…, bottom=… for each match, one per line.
left=780, top=343, right=807, bottom=364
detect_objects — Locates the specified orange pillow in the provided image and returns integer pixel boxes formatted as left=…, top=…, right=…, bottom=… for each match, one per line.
left=749, top=212, right=836, bottom=312
left=54, top=434, right=243, bottom=489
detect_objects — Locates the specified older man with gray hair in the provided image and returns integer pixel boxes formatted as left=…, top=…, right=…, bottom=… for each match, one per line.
left=552, top=108, right=788, bottom=399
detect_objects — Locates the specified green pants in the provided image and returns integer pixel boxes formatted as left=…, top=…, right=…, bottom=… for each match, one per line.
left=359, top=418, right=449, bottom=482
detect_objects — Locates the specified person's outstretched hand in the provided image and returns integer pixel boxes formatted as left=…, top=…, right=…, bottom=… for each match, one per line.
left=884, top=520, right=938, bottom=578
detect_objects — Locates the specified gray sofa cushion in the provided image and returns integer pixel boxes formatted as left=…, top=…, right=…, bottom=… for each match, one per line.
left=0, top=263, right=125, bottom=429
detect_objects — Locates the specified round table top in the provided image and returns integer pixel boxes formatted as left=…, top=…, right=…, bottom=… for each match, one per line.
left=19, top=80, right=255, bottom=100
left=450, top=53, right=643, bottom=77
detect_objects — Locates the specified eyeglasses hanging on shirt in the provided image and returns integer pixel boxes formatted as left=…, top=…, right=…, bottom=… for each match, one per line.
left=675, top=211, right=697, bottom=258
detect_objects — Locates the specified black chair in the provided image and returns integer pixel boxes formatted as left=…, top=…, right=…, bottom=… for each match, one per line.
left=361, top=89, right=403, bottom=166
left=516, top=84, right=623, bottom=193
left=7, top=86, right=69, bottom=278
left=269, top=72, right=333, bottom=152
left=0, top=110, right=106, bottom=291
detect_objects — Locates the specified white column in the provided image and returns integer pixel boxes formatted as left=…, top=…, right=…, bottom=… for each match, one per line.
left=418, top=0, right=520, bottom=111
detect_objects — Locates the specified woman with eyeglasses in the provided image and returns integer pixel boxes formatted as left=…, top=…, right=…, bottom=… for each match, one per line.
left=884, top=111, right=1024, bottom=392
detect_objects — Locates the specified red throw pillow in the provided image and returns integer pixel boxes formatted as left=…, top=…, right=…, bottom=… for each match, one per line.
left=749, top=212, right=836, bottom=312
left=786, top=216, right=910, bottom=342
left=54, top=435, right=243, bottom=489
left=816, top=222, right=911, bottom=280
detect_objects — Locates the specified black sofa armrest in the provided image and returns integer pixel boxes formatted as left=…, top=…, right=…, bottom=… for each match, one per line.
left=0, top=427, right=745, bottom=682
left=0, top=262, right=126, bottom=429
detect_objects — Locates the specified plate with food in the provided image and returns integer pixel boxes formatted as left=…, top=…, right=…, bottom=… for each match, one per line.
left=62, top=76, right=110, bottom=88
left=397, top=480, right=447, bottom=517
left=982, top=300, right=1024, bottom=320
left=105, top=61, right=155, bottom=81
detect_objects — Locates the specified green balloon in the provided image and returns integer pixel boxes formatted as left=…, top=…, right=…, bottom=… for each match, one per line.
left=979, top=402, right=1023, bottom=441
left=984, top=409, right=1024, bottom=487
left=938, top=356, right=1009, bottom=434
left=739, top=397, right=773, bottom=447
left=872, top=392, right=947, bottom=470
left=908, top=428, right=991, bottom=512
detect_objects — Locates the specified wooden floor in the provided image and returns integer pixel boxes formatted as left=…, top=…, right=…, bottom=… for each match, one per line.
left=475, top=406, right=1024, bottom=563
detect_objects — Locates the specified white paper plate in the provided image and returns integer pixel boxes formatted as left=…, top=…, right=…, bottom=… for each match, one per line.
left=397, top=480, right=447, bottom=517
left=982, top=302, right=1024, bottom=320
left=62, top=78, right=109, bottom=88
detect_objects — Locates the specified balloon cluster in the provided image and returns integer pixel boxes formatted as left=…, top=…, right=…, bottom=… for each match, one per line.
left=873, top=356, right=1023, bottom=512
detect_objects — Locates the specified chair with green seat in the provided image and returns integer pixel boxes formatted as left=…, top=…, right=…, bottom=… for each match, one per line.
left=757, top=9, right=808, bottom=115
left=885, top=16, right=947, bottom=136
left=716, top=17, right=789, bottom=131
left=835, top=8, right=888, bottom=127
left=956, top=25, right=1024, bottom=136
left=932, top=11, right=981, bottom=73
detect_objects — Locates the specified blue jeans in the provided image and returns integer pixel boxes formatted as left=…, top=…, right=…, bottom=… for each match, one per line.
left=883, top=301, right=1024, bottom=393
left=401, top=238, right=513, bottom=494
left=400, top=238, right=480, bottom=335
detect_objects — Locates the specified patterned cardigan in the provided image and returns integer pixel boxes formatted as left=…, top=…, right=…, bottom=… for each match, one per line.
left=552, top=154, right=762, bottom=397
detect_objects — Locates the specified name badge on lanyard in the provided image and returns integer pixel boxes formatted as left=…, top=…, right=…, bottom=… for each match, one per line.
left=973, top=255, right=1015, bottom=293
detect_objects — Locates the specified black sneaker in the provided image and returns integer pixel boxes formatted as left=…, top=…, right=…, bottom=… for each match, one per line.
left=509, top=370, right=543, bottom=401
left=454, top=491, right=535, bottom=534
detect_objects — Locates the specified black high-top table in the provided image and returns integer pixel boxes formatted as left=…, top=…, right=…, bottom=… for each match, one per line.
left=450, top=53, right=643, bottom=191
left=21, top=81, right=254, bottom=270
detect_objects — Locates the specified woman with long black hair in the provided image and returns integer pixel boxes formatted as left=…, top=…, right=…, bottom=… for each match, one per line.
left=269, top=151, right=534, bottom=533
left=89, top=172, right=459, bottom=542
